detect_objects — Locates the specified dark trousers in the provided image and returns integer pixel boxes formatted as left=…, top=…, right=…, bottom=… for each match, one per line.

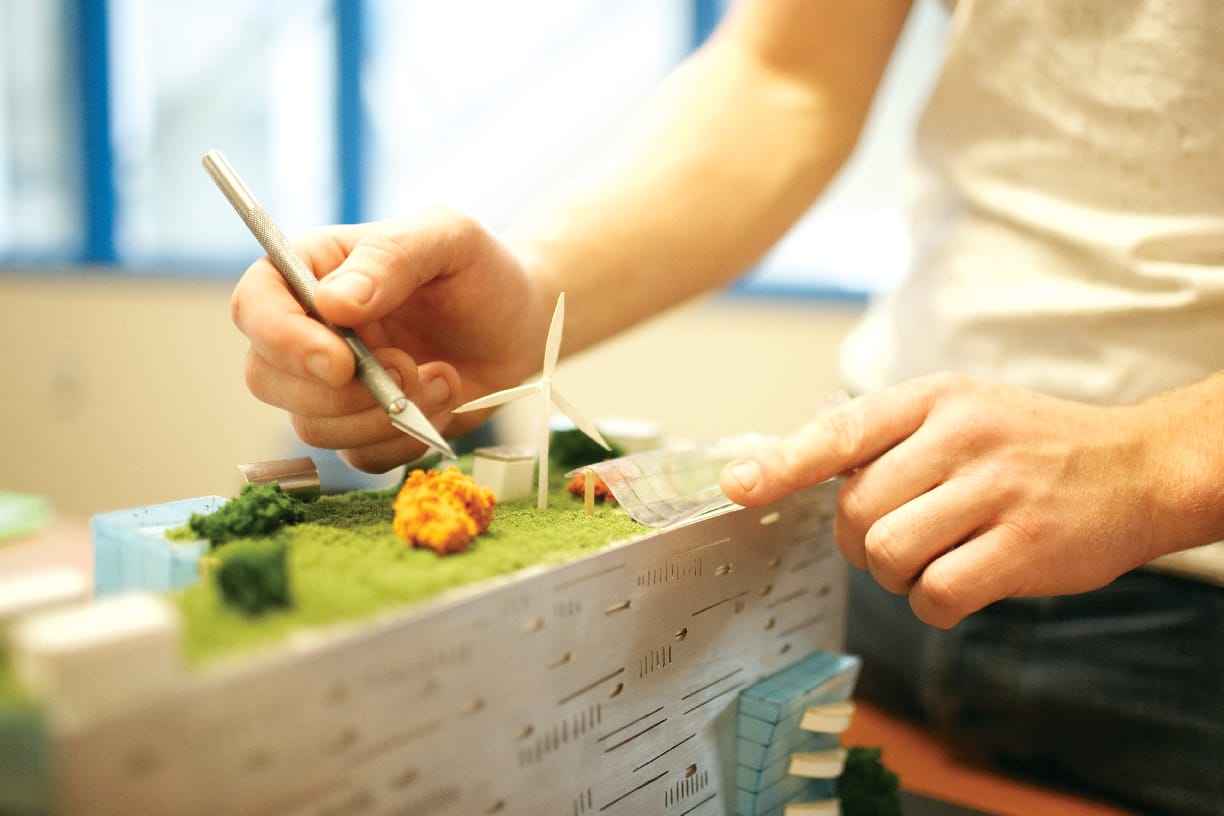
left=846, top=567, right=1224, bottom=815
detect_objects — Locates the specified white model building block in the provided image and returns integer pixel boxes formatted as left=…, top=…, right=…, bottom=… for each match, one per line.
left=9, top=592, right=182, bottom=731
left=0, top=568, right=89, bottom=629
left=784, top=801, right=841, bottom=816
left=800, top=701, right=856, bottom=734
left=472, top=446, right=536, bottom=502
left=788, top=748, right=848, bottom=780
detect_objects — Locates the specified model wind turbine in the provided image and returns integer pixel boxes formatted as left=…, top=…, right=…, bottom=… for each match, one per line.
left=454, top=292, right=610, bottom=509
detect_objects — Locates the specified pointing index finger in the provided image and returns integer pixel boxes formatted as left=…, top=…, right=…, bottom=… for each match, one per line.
left=720, top=381, right=938, bottom=506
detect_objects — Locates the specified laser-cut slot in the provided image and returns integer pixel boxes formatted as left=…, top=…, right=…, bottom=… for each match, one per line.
left=609, top=682, right=624, bottom=698
left=520, top=705, right=603, bottom=767
left=758, top=583, right=773, bottom=596
left=524, top=616, right=544, bottom=632
left=780, top=642, right=792, bottom=654
left=691, top=591, right=748, bottom=617
left=460, top=697, right=486, bottom=716
left=599, top=771, right=668, bottom=811
left=604, top=599, right=631, bottom=615
left=767, top=556, right=781, bottom=568
left=639, top=645, right=673, bottom=678
left=674, top=627, right=688, bottom=641
left=764, top=616, right=777, bottom=630
left=547, top=651, right=573, bottom=668
left=666, top=767, right=712, bottom=807
left=558, top=667, right=625, bottom=706
left=515, top=725, right=534, bottom=741
left=486, top=799, right=506, bottom=813
left=714, top=563, right=732, bottom=576
left=632, top=734, right=697, bottom=773
left=765, top=587, right=810, bottom=609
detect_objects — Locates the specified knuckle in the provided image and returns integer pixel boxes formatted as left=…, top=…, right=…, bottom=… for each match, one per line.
left=338, top=448, right=373, bottom=473
left=290, top=415, right=328, bottom=450
left=242, top=349, right=267, bottom=400
left=913, top=562, right=969, bottom=627
left=923, top=370, right=971, bottom=395
left=863, top=519, right=909, bottom=590
left=835, top=479, right=871, bottom=529
left=814, top=404, right=867, bottom=467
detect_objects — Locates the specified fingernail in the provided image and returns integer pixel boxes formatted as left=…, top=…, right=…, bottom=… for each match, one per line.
left=306, top=352, right=332, bottom=382
left=324, top=271, right=374, bottom=306
left=728, top=460, right=761, bottom=492
left=425, top=375, right=451, bottom=406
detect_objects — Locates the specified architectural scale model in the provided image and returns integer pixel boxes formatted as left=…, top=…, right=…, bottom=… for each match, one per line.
left=0, top=448, right=854, bottom=816
left=0, top=152, right=861, bottom=816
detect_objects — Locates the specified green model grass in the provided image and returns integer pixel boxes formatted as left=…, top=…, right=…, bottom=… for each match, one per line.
left=174, top=470, right=643, bottom=666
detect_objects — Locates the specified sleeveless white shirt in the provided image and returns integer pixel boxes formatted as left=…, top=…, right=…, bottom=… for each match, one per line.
left=838, top=0, right=1224, bottom=583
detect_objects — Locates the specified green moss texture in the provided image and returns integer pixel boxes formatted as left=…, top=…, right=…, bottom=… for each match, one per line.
left=174, top=477, right=643, bottom=666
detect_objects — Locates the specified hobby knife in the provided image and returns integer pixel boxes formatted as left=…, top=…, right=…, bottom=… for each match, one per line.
left=202, top=149, right=455, bottom=459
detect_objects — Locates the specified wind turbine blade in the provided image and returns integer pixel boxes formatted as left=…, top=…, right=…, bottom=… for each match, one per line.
left=542, top=292, right=565, bottom=379
left=551, top=388, right=611, bottom=450
left=453, top=382, right=540, bottom=413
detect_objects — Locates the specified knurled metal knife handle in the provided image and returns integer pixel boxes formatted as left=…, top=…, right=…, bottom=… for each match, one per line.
left=201, top=149, right=408, bottom=416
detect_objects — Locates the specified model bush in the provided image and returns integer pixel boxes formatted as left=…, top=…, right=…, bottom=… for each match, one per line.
left=188, top=482, right=305, bottom=547
left=550, top=428, right=624, bottom=469
left=214, top=539, right=291, bottom=616
left=838, top=746, right=902, bottom=816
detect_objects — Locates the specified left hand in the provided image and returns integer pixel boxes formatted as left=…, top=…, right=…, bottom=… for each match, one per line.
left=720, top=372, right=1172, bottom=628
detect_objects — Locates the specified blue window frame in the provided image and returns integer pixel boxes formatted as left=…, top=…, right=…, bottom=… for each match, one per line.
left=1, top=0, right=944, bottom=297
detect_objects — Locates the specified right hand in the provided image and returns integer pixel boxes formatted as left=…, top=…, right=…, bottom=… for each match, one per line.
left=230, top=207, right=553, bottom=472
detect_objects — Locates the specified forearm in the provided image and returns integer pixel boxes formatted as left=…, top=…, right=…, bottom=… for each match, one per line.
left=1139, top=370, right=1224, bottom=557
left=508, top=0, right=912, bottom=354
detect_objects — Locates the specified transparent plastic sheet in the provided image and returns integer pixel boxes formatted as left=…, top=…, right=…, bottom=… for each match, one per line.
left=568, top=394, right=851, bottom=528
left=567, top=433, right=776, bottom=528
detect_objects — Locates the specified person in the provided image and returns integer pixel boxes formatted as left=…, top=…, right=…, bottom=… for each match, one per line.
left=230, top=1, right=1224, bottom=812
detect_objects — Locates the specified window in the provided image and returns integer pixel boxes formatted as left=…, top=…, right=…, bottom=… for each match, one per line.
left=0, top=0, right=943, bottom=295
left=0, top=1, right=82, bottom=260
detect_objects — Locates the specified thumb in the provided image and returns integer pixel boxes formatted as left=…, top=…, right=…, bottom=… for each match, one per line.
left=314, top=208, right=481, bottom=327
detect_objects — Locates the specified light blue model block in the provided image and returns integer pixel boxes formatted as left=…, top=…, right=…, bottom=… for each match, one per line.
left=735, top=650, right=860, bottom=816
left=91, top=497, right=224, bottom=596
left=735, top=728, right=837, bottom=770
left=737, top=775, right=836, bottom=815
left=736, top=729, right=838, bottom=791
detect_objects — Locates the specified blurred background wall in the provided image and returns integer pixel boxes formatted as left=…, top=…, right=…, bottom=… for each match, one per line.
left=0, top=273, right=859, bottom=516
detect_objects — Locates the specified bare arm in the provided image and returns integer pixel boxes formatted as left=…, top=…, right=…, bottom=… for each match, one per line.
left=510, top=0, right=915, bottom=353
left=233, top=0, right=914, bottom=471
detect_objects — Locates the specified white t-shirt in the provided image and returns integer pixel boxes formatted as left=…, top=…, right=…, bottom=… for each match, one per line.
left=839, top=0, right=1224, bottom=583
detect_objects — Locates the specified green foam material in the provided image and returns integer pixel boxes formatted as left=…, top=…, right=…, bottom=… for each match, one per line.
left=173, top=478, right=644, bottom=665
left=0, top=492, right=50, bottom=542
